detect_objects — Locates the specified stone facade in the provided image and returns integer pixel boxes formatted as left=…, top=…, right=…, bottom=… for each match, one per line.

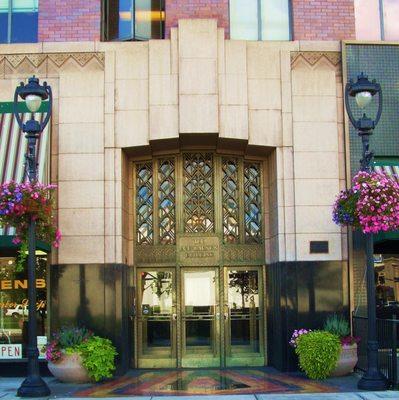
left=0, top=19, right=347, bottom=267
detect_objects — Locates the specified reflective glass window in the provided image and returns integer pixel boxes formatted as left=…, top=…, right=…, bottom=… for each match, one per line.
left=261, top=0, right=290, bottom=40
left=229, top=0, right=290, bottom=41
left=230, top=0, right=258, bottom=40
left=0, top=0, right=38, bottom=43
left=106, top=0, right=165, bottom=41
left=0, top=256, right=47, bottom=359
left=383, top=0, right=399, bottom=40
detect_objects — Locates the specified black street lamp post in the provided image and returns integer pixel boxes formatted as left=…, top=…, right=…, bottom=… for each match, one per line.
left=13, top=76, right=52, bottom=398
left=345, top=73, right=388, bottom=391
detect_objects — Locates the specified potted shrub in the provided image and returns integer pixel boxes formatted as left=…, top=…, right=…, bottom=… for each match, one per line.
left=290, top=329, right=341, bottom=379
left=324, top=314, right=360, bottom=376
left=45, top=326, right=117, bottom=383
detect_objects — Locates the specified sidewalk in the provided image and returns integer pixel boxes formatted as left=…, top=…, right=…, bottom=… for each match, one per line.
left=0, top=369, right=397, bottom=400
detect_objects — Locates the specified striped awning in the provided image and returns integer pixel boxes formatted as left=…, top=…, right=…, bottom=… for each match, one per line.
left=373, top=158, right=399, bottom=182
left=0, top=101, right=50, bottom=237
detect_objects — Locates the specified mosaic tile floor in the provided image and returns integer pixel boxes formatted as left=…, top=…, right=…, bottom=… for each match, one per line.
left=74, top=368, right=357, bottom=397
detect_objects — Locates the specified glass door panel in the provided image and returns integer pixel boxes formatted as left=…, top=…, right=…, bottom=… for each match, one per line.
left=136, top=269, right=176, bottom=368
left=225, top=267, right=265, bottom=367
left=181, top=268, right=220, bottom=367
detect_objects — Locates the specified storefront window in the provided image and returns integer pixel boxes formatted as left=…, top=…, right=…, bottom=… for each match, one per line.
left=104, top=0, right=165, bottom=41
left=0, top=256, right=47, bottom=359
left=375, top=254, right=399, bottom=318
left=230, top=0, right=290, bottom=41
left=0, top=0, right=38, bottom=44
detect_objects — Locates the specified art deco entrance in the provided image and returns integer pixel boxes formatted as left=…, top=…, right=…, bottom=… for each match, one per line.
left=133, top=152, right=267, bottom=368
left=135, top=266, right=265, bottom=368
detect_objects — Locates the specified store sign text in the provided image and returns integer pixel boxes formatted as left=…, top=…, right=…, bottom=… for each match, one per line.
left=0, top=344, right=22, bottom=359
left=0, top=278, right=46, bottom=290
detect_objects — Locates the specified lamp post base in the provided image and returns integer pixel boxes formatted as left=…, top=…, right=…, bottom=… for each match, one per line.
left=17, top=376, right=50, bottom=398
left=358, top=370, right=389, bottom=391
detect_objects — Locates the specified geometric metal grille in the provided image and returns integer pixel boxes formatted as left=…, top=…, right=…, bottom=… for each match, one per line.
left=183, top=153, right=214, bottom=233
left=136, top=162, right=154, bottom=245
left=158, top=158, right=176, bottom=244
left=222, top=158, right=239, bottom=243
left=244, top=162, right=262, bottom=243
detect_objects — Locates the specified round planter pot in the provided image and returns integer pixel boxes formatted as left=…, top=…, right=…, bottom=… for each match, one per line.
left=48, top=353, right=91, bottom=383
left=330, top=343, right=358, bottom=377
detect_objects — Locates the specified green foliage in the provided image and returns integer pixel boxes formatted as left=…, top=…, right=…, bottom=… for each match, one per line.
left=324, top=314, right=350, bottom=338
left=78, top=336, right=117, bottom=382
left=56, top=326, right=93, bottom=349
left=295, top=330, right=341, bottom=379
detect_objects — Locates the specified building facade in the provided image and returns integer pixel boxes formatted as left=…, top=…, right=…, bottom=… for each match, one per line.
left=0, top=0, right=398, bottom=374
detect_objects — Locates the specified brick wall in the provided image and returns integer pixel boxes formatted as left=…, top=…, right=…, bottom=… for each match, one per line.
left=165, top=0, right=229, bottom=38
left=292, top=0, right=355, bottom=40
left=38, top=0, right=101, bottom=42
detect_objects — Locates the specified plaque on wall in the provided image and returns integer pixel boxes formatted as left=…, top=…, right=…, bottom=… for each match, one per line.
left=177, top=235, right=220, bottom=266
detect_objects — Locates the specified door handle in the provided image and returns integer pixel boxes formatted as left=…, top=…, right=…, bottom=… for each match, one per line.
left=224, top=312, right=229, bottom=320
left=172, top=313, right=177, bottom=320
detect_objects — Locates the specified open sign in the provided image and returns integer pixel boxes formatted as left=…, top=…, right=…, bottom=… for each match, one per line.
left=0, top=344, right=22, bottom=359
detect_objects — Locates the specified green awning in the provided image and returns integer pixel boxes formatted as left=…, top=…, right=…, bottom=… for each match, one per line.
left=373, top=158, right=399, bottom=244
left=0, top=101, right=50, bottom=250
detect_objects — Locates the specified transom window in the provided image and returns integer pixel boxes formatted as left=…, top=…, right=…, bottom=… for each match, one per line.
left=0, top=0, right=38, bottom=43
left=134, top=153, right=263, bottom=246
left=103, top=0, right=165, bottom=41
left=229, top=0, right=290, bottom=41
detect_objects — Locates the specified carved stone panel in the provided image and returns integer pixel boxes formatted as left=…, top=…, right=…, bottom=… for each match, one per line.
left=177, top=235, right=220, bottom=266
left=222, top=244, right=264, bottom=265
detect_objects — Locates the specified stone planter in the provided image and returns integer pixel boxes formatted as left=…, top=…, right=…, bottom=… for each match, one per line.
left=330, top=343, right=358, bottom=377
left=48, top=352, right=91, bottom=383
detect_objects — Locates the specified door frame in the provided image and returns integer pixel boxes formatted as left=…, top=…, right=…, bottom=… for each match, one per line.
left=224, top=265, right=266, bottom=367
left=132, top=265, right=267, bottom=368
left=135, top=267, right=177, bottom=368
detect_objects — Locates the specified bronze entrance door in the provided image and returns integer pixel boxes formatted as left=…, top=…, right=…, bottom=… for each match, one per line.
left=135, top=266, right=265, bottom=368
left=224, top=266, right=265, bottom=367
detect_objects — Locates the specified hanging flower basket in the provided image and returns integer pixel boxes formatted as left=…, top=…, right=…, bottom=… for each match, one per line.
left=333, top=171, right=399, bottom=234
left=0, top=181, right=61, bottom=270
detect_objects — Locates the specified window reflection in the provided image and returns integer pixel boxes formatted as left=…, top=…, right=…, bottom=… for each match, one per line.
left=0, top=256, right=47, bottom=358
left=355, top=0, right=399, bottom=40
left=110, top=0, right=165, bottom=41
left=230, top=0, right=290, bottom=41
left=0, top=0, right=38, bottom=43
left=375, top=255, right=399, bottom=319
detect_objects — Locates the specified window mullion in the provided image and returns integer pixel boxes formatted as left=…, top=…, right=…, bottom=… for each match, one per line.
left=238, top=158, right=245, bottom=245
left=153, top=159, right=159, bottom=245
left=214, top=156, right=223, bottom=236
left=7, top=0, right=12, bottom=44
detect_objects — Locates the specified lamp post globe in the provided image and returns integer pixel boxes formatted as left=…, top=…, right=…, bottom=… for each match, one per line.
left=13, top=76, right=52, bottom=398
left=344, top=73, right=388, bottom=391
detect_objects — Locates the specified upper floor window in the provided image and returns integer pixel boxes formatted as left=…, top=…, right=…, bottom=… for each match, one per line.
left=355, top=0, right=399, bottom=41
left=103, top=0, right=165, bottom=41
left=229, top=0, right=290, bottom=41
left=0, top=0, right=38, bottom=43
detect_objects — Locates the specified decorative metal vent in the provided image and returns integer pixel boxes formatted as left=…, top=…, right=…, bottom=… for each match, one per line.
left=244, top=162, right=262, bottom=244
left=158, top=158, right=176, bottom=245
left=136, top=162, right=154, bottom=245
left=222, top=158, right=239, bottom=243
left=183, top=153, right=214, bottom=233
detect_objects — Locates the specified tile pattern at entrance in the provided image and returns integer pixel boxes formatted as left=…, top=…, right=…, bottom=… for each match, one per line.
left=74, top=368, right=351, bottom=397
